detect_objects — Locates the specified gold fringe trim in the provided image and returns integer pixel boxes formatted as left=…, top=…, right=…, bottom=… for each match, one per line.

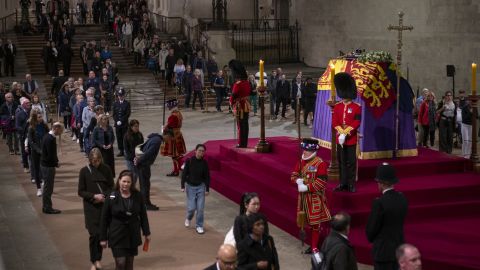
left=313, top=137, right=418, bottom=160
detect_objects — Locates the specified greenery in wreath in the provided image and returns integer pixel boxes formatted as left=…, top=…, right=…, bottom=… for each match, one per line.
left=357, top=51, right=393, bottom=63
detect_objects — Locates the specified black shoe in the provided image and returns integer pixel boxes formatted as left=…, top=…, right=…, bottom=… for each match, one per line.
left=146, top=204, right=159, bottom=211
left=166, top=171, right=179, bottom=177
left=43, top=208, right=61, bottom=214
left=333, top=184, right=348, bottom=192
left=116, top=152, right=124, bottom=157
left=348, top=185, right=356, bottom=193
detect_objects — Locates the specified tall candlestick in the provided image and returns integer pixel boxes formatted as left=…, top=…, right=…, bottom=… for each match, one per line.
left=472, top=63, right=477, bottom=95
left=259, top=60, right=265, bottom=87
left=330, top=63, right=336, bottom=98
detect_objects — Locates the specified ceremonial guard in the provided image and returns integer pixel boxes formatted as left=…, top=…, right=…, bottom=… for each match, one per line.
left=332, top=72, right=361, bottom=192
left=161, top=99, right=186, bottom=176
left=228, top=59, right=251, bottom=148
left=112, top=87, right=130, bottom=157
left=291, top=138, right=331, bottom=254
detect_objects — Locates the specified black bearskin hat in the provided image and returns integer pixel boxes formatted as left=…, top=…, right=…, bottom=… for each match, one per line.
left=228, top=59, right=248, bottom=80
left=334, top=72, right=357, bottom=100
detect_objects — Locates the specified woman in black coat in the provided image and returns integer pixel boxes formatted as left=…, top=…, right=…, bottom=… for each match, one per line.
left=233, top=192, right=269, bottom=244
left=92, top=114, right=115, bottom=176
left=100, top=170, right=151, bottom=270
left=78, top=148, right=114, bottom=270
left=237, top=213, right=279, bottom=270
left=27, top=109, right=49, bottom=196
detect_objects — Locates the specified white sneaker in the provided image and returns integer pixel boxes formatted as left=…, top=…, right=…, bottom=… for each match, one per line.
left=106, top=112, right=110, bottom=116
left=76, top=139, right=80, bottom=143
left=41, top=181, right=44, bottom=190
left=36, top=189, right=42, bottom=197
left=31, top=178, right=35, bottom=183
left=196, top=227, right=204, bottom=234
left=184, top=219, right=190, bottom=227
left=72, top=135, right=77, bottom=141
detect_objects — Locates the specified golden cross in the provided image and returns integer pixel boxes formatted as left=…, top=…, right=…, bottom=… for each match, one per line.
left=387, top=11, right=413, bottom=158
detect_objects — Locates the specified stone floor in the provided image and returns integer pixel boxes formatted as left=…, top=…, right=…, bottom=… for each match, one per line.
left=1, top=101, right=474, bottom=269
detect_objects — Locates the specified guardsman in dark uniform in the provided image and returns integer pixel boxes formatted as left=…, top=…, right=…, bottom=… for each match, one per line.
left=332, top=72, right=361, bottom=192
left=366, top=163, right=408, bottom=270
left=228, top=59, right=251, bottom=148
left=291, top=138, right=331, bottom=254
left=112, top=87, right=131, bottom=157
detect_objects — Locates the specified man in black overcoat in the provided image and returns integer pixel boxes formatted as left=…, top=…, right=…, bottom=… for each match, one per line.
left=203, top=244, right=238, bottom=270
left=4, top=39, right=16, bottom=77
left=59, top=38, right=73, bottom=76
left=319, top=212, right=358, bottom=270
left=302, top=77, right=317, bottom=127
left=366, top=163, right=408, bottom=270
left=275, top=74, right=290, bottom=119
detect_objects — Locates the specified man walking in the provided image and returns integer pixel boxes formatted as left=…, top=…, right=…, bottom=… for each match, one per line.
left=366, top=163, right=408, bottom=270
left=41, top=122, right=64, bottom=214
left=15, top=98, right=31, bottom=173
left=112, top=88, right=130, bottom=157
left=181, top=144, right=210, bottom=234
left=135, top=133, right=163, bottom=211
left=4, top=39, right=16, bottom=76
left=318, top=212, right=358, bottom=270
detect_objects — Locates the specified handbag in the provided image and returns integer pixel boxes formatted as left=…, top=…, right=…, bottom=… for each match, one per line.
left=135, top=142, right=146, bottom=158
left=223, top=226, right=236, bottom=246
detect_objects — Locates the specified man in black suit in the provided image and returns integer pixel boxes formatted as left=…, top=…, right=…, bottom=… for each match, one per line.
left=291, top=75, right=303, bottom=124
left=45, top=24, right=58, bottom=42
left=366, top=163, right=408, bottom=270
left=204, top=244, right=237, bottom=270
left=0, top=38, right=4, bottom=76
left=41, top=122, right=64, bottom=214
left=4, top=39, right=16, bottom=76
left=302, top=77, right=317, bottom=127
left=51, top=69, right=67, bottom=96
left=275, top=74, right=291, bottom=119
left=112, top=87, right=130, bottom=157
left=318, top=212, right=358, bottom=270
left=59, top=38, right=73, bottom=76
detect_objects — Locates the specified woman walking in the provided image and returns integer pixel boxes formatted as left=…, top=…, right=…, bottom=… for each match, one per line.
left=92, top=114, right=116, bottom=176
left=27, top=109, right=49, bottom=197
left=232, top=192, right=269, bottom=244
left=78, top=148, right=114, bottom=270
left=437, top=90, right=456, bottom=154
left=123, top=119, right=144, bottom=184
left=100, top=170, right=151, bottom=270
left=418, top=92, right=436, bottom=147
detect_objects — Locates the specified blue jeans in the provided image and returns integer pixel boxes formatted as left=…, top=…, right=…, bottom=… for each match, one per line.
left=185, top=183, right=205, bottom=228
left=84, top=132, right=92, bottom=155
left=125, top=160, right=138, bottom=185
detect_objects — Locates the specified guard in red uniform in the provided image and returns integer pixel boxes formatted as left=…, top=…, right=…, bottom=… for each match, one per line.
left=332, top=72, right=361, bottom=192
left=228, top=59, right=251, bottom=148
left=291, top=138, right=331, bottom=254
left=161, top=99, right=187, bottom=176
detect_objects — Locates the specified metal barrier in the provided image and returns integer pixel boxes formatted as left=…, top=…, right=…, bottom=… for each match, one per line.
left=232, top=20, right=300, bottom=65
left=0, top=11, right=18, bottom=37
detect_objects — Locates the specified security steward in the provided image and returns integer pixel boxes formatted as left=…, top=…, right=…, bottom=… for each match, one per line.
left=112, top=87, right=131, bottom=157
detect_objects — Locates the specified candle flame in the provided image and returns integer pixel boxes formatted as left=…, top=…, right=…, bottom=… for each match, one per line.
left=330, top=64, right=335, bottom=69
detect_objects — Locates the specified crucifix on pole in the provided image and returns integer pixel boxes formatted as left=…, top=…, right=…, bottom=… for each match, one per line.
left=388, top=11, right=413, bottom=158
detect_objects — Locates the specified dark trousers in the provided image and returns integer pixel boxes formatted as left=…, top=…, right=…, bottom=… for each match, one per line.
left=291, top=99, right=302, bottom=120
left=138, top=165, right=151, bottom=204
left=214, top=88, right=224, bottom=111
left=439, top=119, right=453, bottom=154
left=269, top=94, right=276, bottom=116
left=63, top=60, right=71, bottom=76
left=115, top=126, right=127, bottom=154
left=89, top=232, right=103, bottom=263
left=18, top=135, right=29, bottom=169
left=4, top=58, right=14, bottom=76
left=31, top=151, right=42, bottom=189
left=374, top=261, right=398, bottom=270
left=275, top=97, right=288, bottom=117
left=422, top=125, right=435, bottom=147
left=304, top=104, right=314, bottom=125
left=134, top=52, right=142, bottom=66
left=41, top=166, right=56, bottom=210
left=337, top=144, right=357, bottom=187
left=6, top=132, right=18, bottom=152
left=166, top=69, right=174, bottom=86
left=192, top=91, right=204, bottom=109
left=184, top=89, right=191, bottom=107
left=236, top=113, right=249, bottom=147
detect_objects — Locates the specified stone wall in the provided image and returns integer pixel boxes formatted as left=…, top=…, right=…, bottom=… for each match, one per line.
left=293, top=0, right=480, bottom=94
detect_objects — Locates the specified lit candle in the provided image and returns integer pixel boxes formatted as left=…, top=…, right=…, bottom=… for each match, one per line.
left=472, top=63, right=477, bottom=95
left=330, top=63, right=336, bottom=98
left=259, top=60, right=265, bottom=87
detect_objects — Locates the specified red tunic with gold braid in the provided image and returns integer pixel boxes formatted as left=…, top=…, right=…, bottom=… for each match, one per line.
left=160, top=110, right=186, bottom=157
left=290, top=156, right=331, bottom=226
left=332, top=101, right=361, bottom=146
left=229, top=80, right=251, bottom=118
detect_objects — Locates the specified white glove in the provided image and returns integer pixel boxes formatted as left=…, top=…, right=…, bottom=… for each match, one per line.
left=117, top=121, right=122, bottom=126
left=298, top=183, right=308, bottom=192
left=338, top=134, right=346, bottom=145
left=296, top=178, right=304, bottom=185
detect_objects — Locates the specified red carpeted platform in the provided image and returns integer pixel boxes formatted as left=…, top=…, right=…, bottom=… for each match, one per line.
left=197, top=136, right=480, bottom=270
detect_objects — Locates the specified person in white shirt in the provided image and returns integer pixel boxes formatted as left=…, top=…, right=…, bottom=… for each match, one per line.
left=122, top=17, right=133, bottom=54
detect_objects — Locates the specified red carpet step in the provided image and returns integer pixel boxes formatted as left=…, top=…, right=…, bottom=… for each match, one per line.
left=197, top=136, right=480, bottom=270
